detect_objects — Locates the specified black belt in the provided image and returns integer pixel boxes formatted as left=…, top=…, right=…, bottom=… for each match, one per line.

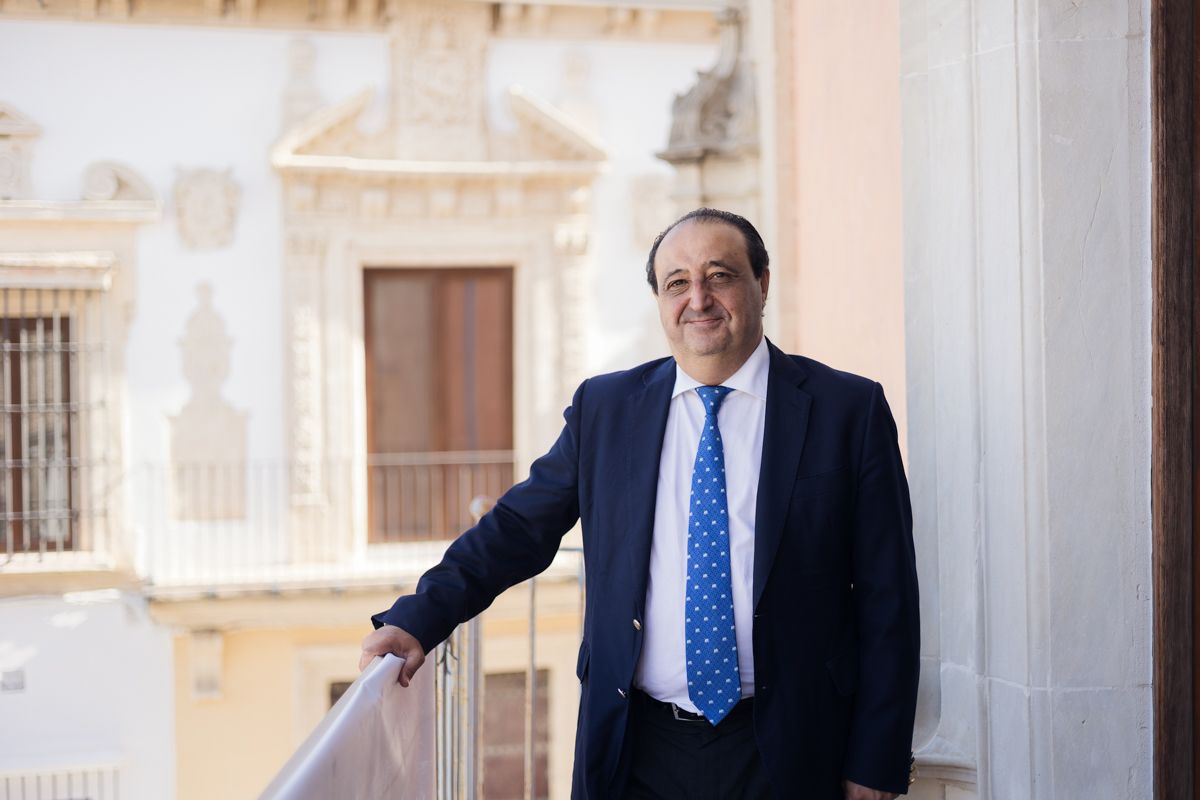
left=633, top=689, right=754, bottom=724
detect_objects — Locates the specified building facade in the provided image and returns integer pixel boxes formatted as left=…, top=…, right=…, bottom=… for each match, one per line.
left=0, top=1, right=1160, bottom=799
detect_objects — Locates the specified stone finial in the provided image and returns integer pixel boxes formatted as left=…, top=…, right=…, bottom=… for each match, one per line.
left=282, top=38, right=322, bottom=132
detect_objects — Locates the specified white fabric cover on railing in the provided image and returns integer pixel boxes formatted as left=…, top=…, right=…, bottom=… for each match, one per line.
left=260, top=654, right=435, bottom=800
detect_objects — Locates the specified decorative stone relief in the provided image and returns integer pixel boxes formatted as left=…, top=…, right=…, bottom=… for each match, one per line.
left=169, top=283, right=248, bottom=521
left=284, top=230, right=327, bottom=505
left=658, top=7, right=760, bottom=219
left=173, top=168, right=239, bottom=251
left=281, top=38, right=323, bottom=132
left=554, top=188, right=592, bottom=398
left=0, top=104, right=41, bottom=201
left=387, top=1, right=490, bottom=160
left=660, top=8, right=758, bottom=162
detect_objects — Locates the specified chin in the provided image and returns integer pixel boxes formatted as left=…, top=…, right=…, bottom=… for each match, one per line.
left=682, top=333, right=732, bottom=357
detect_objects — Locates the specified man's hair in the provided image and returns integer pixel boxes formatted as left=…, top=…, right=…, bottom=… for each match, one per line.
left=644, top=207, right=770, bottom=293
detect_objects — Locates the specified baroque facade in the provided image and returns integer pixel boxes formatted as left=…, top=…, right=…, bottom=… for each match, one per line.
left=0, top=1, right=1162, bottom=799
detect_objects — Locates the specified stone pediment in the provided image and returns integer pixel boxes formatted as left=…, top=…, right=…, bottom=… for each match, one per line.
left=272, top=86, right=606, bottom=176
left=500, top=85, right=606, bottom=163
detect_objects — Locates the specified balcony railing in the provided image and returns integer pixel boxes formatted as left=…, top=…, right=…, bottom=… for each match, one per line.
left=125, top=452, right=520, bottom=593
left=0, top=451, right=531, bottom=592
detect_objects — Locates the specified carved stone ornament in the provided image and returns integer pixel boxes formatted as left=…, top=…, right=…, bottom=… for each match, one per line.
left=83, top=161, right=156, bottom=202
left=0, top=103, right=42, bottom=201
left=659, top=8, right=758, bottom=164
left=174, top=168, right=240, bottom=251
left=387, top=1, right=490, bottom=160
left=282, top=38, right=322, bottom=133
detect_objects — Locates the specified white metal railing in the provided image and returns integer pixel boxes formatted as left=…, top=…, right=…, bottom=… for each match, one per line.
left=122, top=453, right=512, bottom=592
left=0, top=761, right=121, bottom=800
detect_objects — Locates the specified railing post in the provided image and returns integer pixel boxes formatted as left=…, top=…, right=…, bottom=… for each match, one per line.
left=525, top=574, right=537, bottom=800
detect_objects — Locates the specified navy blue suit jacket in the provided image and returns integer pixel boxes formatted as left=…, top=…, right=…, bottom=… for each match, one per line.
left=374, top=340, right=920, bottom=798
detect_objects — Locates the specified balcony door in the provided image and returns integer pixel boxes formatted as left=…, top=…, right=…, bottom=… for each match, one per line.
left=364, top=268, right=514, bottom=542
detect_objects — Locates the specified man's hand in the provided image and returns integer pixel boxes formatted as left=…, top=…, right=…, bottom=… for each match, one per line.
left=843, top=780, right=898, bottom=800
left=359, top=624, right=426, bottom=687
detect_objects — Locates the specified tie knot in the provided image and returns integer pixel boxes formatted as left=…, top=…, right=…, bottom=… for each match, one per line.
left=695, top=385, right=733, bottom=417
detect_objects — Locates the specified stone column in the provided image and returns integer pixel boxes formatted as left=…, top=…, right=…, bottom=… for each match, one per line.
left=900, top=2, right=1151, bottom=798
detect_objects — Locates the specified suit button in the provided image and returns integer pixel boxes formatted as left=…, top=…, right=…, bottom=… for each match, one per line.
left=617, top=688, right=627, bottom=699
left=632, top=618, right=642, bottom=631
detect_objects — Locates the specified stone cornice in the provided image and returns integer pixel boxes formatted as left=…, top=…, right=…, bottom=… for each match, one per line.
left=272, top=154, right=605, bottom=179
left=0, top=200, right=160, bottom=224
left=0, top=253, right=115, bottom=290
left=508, top=85, right=607, bottom=162
left=0, top=0, right=721, bottom=42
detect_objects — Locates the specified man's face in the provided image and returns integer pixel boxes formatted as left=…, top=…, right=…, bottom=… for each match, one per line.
left=652, top=219, right=769, bottom=363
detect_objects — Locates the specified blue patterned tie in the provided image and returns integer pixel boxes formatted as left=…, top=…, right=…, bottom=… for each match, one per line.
left=686, top=385, right=741, bottom=724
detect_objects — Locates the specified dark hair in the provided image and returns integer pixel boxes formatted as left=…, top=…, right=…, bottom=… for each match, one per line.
left=645, top=207, right=770, bottom=293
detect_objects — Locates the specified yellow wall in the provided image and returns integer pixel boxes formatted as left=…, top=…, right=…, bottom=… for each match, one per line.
left=173, top=624, right=364, bottom=800
left=170, top=580, right=583, bottom=800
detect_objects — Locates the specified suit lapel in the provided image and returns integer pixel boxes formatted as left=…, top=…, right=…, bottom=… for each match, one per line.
left=753, top=341, right=811, bottom=609
left=624, top=359, right=675, bottom=606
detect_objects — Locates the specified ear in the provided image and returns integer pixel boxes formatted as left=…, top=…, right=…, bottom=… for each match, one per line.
left=759, top=268, right=771, bottom=306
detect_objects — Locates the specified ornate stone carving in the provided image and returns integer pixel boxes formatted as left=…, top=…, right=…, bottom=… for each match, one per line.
left=658, top=7, right=759, bottom=219
left=387, top=1, right=490, bottom=160
left=659, top=8, right=758, bottom=163
left=0, top=103, right=40, bottom=201
left=173, top=168, right=239, bottom=250
left=169, top=283, right=248, bottom=521
left=82, top=161, right=156, bottom=202
left=283, top=230, right=327, bottom=505
left=281, top=38, right=322, bottom=133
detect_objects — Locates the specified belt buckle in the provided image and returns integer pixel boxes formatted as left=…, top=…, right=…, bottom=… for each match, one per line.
left=670, top=703, right=705, bottom=723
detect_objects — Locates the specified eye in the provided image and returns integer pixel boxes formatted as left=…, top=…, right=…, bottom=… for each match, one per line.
left=665, top=279, right=687, bottom=291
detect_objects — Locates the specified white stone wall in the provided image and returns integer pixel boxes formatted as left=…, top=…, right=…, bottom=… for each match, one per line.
left=0, top=21, right=714, bottom=470
left=899, top=1, right=1151, bottom=798
left=0, top=593, right=175, bottom=799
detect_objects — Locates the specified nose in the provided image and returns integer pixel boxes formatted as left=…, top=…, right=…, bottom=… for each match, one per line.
left=687, top=281, right=713, bottom=312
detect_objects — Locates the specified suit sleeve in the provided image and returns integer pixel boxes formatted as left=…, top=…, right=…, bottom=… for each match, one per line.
left=842, top=381, right=920, bottom=794
left=371, top=381, right=584, bottom=654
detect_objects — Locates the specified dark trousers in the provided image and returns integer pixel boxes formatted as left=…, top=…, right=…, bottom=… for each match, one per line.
left=622, top=690, right=773, bottom=800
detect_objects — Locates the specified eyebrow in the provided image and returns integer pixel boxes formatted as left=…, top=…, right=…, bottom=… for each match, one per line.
left=660, top=260, right=742, bottom=284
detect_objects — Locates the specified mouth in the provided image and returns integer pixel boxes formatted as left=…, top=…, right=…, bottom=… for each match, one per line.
left=684, top=317, right=724, bottom=328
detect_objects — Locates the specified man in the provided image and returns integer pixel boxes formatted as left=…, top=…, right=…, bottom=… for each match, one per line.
left=361, top=208, right=920, bottom=799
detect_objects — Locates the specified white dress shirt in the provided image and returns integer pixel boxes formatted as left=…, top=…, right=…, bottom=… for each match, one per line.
left=634, top=336, right=768, bottom=711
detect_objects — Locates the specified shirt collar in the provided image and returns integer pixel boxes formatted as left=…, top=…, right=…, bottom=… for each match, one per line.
left=671, top=335, right=769, bottom=401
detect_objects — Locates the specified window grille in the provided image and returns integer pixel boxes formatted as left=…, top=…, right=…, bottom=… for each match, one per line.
left=1, top=285, right=108, bottom=561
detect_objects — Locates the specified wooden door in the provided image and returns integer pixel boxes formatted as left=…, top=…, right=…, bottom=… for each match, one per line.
left=364, top=268, right=514, bottom=541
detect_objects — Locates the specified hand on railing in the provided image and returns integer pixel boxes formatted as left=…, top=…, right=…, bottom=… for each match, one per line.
left=359, top=624, right=426, bottom=687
